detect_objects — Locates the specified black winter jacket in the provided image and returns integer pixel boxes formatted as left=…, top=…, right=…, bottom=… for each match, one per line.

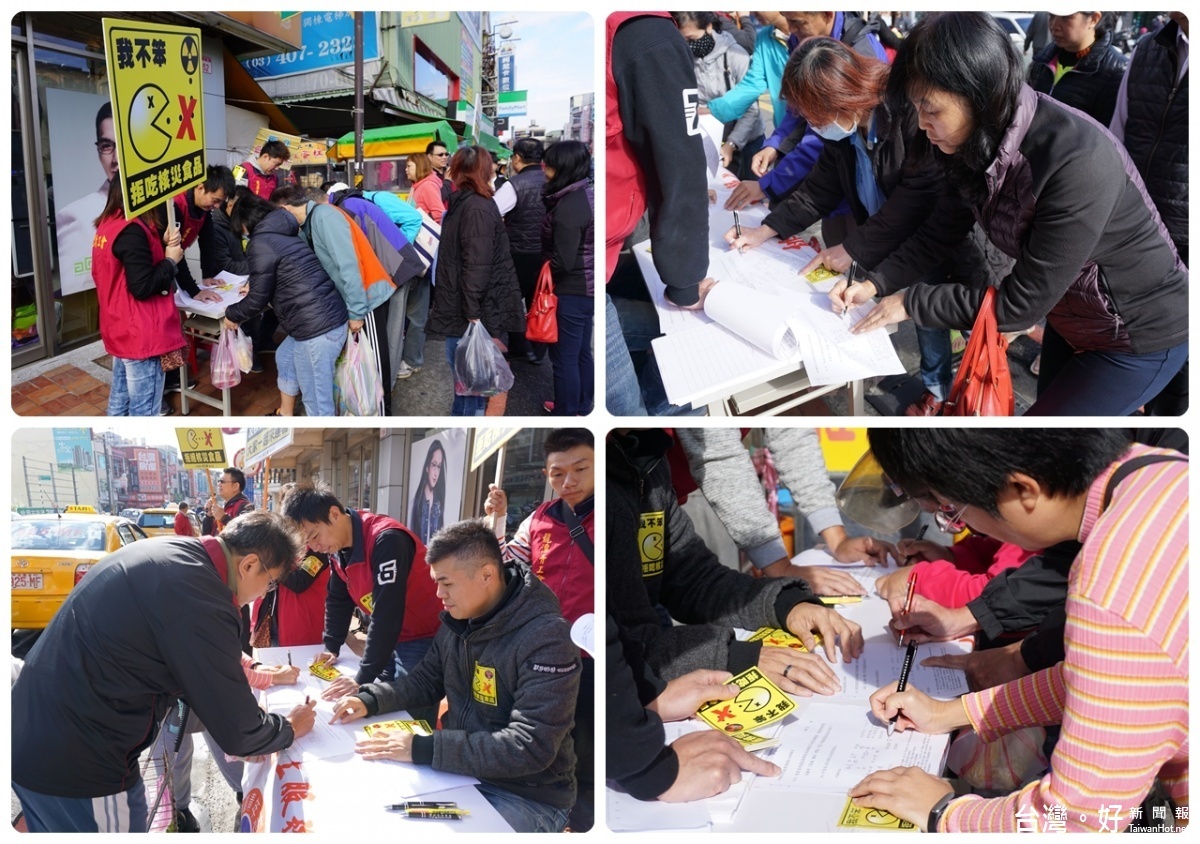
left=225, top=208, right=348, bottom=341
left=607, top=430, right=822, bottom=681
left=12, top=537, right=294, bottom=797
left=209, top=205, right=250, bottom=276
left=541, top=180, right=594, bottom=298
left=1028, top=29, right=1127, bottom=126
left=357, top=563, right=579, bottom=811
left=505, top=165, right=548, bottom=255
left=428, top=188, right=526, bottom=340
left=606, top=614, right=677, bottom=800
left=877, top=86, right=1188, bottom=356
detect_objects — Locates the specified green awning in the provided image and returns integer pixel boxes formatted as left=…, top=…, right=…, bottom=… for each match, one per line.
left=463, top=128, right=508, bottom=157
left=328, top=120, right=459, bottom=161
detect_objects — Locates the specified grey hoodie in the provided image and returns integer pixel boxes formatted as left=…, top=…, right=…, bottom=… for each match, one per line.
left=356, top=563, right=579, bottom=811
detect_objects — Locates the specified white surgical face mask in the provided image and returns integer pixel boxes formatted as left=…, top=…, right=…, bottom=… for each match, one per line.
left=812, top=115, right=857, bottom=142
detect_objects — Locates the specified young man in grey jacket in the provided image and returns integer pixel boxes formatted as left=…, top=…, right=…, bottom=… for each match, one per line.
left=331, top=520, right=579, bottom=833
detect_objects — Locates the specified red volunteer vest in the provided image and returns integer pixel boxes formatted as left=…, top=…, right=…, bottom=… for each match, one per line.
left=527, top=500, right=594, bottom=626
left=605, top=12, right=672, bottom=282
left=331, top=511, right=441, bottom=641
left=173, top=192, right=207, bottom=249
left=250, top=552, right=331, bottom=647
left=244, top=161, right=278, bottom=202
left=91, top=214, right=185, bottom=360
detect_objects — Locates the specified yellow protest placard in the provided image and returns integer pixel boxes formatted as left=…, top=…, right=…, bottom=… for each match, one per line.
left=103, top=18, right=206, bottom=219
left=837, top=798, right=918, bottom=831
left=309, top=662, right=342, bottom=682
left=748, top=626, right=823, bottom=652
left=175, top=428, right=227, bottom=468
left=696, top=666, right=795, bottom=734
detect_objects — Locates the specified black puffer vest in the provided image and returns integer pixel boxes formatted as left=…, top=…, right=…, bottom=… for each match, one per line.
left=504, top=164, right=548, bottom=254
left=1123, top=21, right=1188, bottom=251
left=1028, top=29, right=1127, bottom=125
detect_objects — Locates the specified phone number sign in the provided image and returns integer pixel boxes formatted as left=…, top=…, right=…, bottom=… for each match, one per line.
left=103, top=18, right=206, bottom=219
left=241, top=12, right=379, bottom=80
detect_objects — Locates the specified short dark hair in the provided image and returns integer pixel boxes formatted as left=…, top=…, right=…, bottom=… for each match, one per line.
left=178, top=502, right=189, bottom=512
left=229, top=192, right=277, bottom=235
left=542, top=141, right=592, bottom=195
left=260, top=139, right=291, bottom=161
left=670, top=11, right=723, bottom=32
left=95, top=101, right=113, bottom=140
left=867, top=429, right=1131, bottom=516
left=544, top=428, right=593, bottom=460
left=223, top=467, right=246, bottom=494
left=270, top=185, right=309, bottom=207
left=202, top=165, right=236, bottom=198
left=512, top=136, right=544, bottom=164
left=281, top=481, right=345, bottom=525
left=425, top=519, right=503, bottom=571
left=886, top=12, right=1023, bottom=204
left=221, top=510, right=303, bottom=574
left=426, top=140, right=448, bottom=155
left=304, top=187, right=328, bottom=204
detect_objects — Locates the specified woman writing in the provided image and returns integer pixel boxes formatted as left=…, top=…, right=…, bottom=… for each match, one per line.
left=837, top=12, right=1187, bottom=415
left=410, top=440, right=446, bottom=546
left=541, top=140, right=595, bottom=416
left=91, top=180, right=216, bottom=416
left=427, top=146, right=526, bottom=416
left=727, top=36, right=984, bottom=416
left=406, top=153, right=446, bottom=223
left=225, top=193, right=349, bottom=417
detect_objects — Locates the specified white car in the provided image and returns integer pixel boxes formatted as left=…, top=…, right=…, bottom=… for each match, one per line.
left=989, top=11, right=1036, bottom=49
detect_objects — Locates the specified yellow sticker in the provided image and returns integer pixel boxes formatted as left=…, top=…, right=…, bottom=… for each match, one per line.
left=359, top=592, right=374, bottom=614
left=805, top=265, right=839, bottom=283
left=309, top=662, right=341, bottom=682
left=300, top=554, right=323, bottom=577
left=696, top=666, right=794, bottom=734
left=472, top=662, right=498, bottom=706
left=638, top=511, right=665, bottom=577
left=363, top=719, right=433, bottom=738
left=819, top=595, right=864, bottom=605
left=727, top=730, right=779, bottom=750
left=837, top=798, right=917, bottom=831
left=748, top=626, right=823, bottom=652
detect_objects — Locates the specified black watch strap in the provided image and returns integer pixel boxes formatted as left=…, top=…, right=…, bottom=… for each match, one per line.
left=927, top=791, right=956, bottom=832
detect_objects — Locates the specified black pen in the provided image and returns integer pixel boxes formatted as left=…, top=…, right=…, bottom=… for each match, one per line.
left=733, top=210, right=744, bottom=253
left=287, top=650, right=292, bottom=667
left=888, top=641, right=918, bottom=737
left=385, top=802, right=459, bottom=811
left=903, top=524, right=930, bottom=565
left=843, top=260, right=858, bottom=320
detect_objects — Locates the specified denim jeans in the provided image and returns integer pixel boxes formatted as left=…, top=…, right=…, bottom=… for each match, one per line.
left=378, top=636, right=437, bottom=723
left=914, top=326, right=953, bottom=401
left=15, top=778, right=148, bottom=832
left=445, top=335, right=488, bottom=416
left=549, top=293, right=594, bottom=415
left=605, top=294, right=647, bottom=415
left=1029, top=325, right=1189, bottom=416
left=475, top=783, right=569, bottom=833
left=387, top=276, right=431, bottom=373
left=108, top=355, right=166, bottom=416
left=276, top=323, right=347, bottom=417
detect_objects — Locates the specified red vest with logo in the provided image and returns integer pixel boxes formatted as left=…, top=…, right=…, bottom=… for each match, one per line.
left=244, top=161, right=278, bottom=202
left=173, top=192, right=207, bottom=249
left=605, top=12, right=672, bottom=282
left=91, top=214, right=185, bottom=360
left=271, top=553, right=331, bottom=646
left=331, top=511, right=441, bottom=640
left=527, top=500, right=594, bottom=625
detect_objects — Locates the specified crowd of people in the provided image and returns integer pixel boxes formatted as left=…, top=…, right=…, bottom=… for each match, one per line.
left=91, top=133, right=595, bottom=418
left=12, top=428, right=596, bottom=833
left=607, top=427, right=1188, bottom=831
left=607, top=11, right=1188, bottom=416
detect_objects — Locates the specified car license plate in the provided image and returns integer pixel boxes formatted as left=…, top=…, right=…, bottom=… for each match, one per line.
left=11, top=573, right=43, bottom=590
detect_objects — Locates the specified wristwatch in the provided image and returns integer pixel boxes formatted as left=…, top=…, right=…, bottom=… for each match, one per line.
left=927, top=791, right=956, bottom=833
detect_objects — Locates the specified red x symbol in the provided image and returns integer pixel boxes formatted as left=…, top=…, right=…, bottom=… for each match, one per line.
left=176, top=95, right=197, bottom=141
left=711, top=705, right=734, bottom=722
left=203, top=431, right=214, bottom=446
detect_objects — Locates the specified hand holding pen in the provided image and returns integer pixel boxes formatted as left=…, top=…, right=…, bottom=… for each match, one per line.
left=888, top=641, right=918, bottom=737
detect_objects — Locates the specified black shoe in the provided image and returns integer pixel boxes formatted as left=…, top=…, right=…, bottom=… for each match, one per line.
left=175, top=807, right=200, bottom=833
left=525, top=351, right=542, bottom=365
left=158, top=400, right=175, bottom=417
left=249, top=356, right=265, bottom=375
left=164, top=372, right=198, bottom=393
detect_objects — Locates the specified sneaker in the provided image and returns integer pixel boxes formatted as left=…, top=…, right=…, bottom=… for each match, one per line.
left=158, top=400, right=175, bottom=417
left=525, top=351, right=543, bottom=366
left=395, top=361, right=421, bottom=380
left=904, top=391, right=944, bottom=417
left=249, top=356, right=265, bottom=375
left=543, top=401, right=555, bottom=414
left=164, top=372, right=198, bottom=393
left=175, top=807, right=200, bottom=833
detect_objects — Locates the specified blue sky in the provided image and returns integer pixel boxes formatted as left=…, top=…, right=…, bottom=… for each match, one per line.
left=494, top=12, right=593, bottom=133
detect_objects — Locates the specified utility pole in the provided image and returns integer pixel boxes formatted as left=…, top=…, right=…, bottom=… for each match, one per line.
left=354, top=12, right=364, bottom=179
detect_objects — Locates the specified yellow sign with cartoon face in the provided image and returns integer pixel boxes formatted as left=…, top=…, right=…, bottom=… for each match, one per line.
left=473, top=662, right=498, bottom=706
left=639, top=511, right=665, bottom=577
left=300, top=554, right=323, bottom=576
left=359, top=593, right=374, bottom=614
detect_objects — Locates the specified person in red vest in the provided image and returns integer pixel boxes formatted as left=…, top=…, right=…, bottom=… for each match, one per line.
left=169, top=165, right=234, bottom=302
left=485, top=427, right=595, bottom=831
left=173, top=502, right=195, bottom=536
left=281, top=482, right=442, bottom=720
left=90, top=178, right=188, bottom=416
left=235, top=139, right=290, bottom=201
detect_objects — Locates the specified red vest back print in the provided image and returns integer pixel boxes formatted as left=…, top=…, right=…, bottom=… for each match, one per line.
left=527, top=500, right=595, bottom=625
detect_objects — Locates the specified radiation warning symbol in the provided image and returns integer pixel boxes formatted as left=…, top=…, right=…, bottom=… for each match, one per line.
left=103, top=18, right=206, bottom=219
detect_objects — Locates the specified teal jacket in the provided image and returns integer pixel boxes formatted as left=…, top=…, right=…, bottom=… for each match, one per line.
left=364, top=191, right=423, bottom=242
left=707, top=25, right=790, bottom=130
left=300, top=201, right=393, bottom=321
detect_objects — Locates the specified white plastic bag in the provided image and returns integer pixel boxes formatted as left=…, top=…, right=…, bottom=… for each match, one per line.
left=453, top=321, right=514, bottom=397
left=232, top=327, right=254, bottom=374
left=335, top=329, right=383, bottom=416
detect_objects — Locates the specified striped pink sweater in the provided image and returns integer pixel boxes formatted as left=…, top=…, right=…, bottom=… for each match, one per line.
left=943, top=446, right=1188, bottom=832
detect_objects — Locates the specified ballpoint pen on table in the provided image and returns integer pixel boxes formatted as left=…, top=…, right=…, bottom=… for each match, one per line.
left=385, top=802, right=459, bottom=811
left=898, top=570, right=917, bottom=648
left=287, top=650, right=292, bottom=667
left=733, top=210, right=743, bottom=253
left=843, top=260, right=858, bottom=320
left=888, top=640, right=918, bottom=737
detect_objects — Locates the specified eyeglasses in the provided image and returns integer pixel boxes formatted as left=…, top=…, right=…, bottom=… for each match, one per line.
left=933, top=501, right=970, bottom=534
left=431, top=152, right=449, bottom=158
left=260, top=562, right=280, bottom=592
left=96, top=140, right=116, bottom=154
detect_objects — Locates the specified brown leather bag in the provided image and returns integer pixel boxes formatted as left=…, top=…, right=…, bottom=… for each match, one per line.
left=942, top=287, right=1015, bottom=416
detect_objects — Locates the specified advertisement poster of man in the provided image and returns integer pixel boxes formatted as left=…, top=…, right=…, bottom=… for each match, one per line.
left=46, top=89, right=115, bottom=296
left=408, top=429, right=466, bottom=546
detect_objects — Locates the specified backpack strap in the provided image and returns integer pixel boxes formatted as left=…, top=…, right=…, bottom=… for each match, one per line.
left=560, top=504, right=594, bottom=565
left=1102, top=454, right=1188, bottom=511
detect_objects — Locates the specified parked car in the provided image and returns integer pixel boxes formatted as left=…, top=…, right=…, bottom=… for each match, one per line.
left=11, top=509, right=148, bottom=631
left=137, top=505, right=200, bottom=537
left=989, top=11, right=1035, bottom=49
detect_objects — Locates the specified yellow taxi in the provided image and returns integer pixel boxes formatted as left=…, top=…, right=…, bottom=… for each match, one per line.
left=137, top=505, right=201, bottom=538
left=11, top=507, right=149, bottom=630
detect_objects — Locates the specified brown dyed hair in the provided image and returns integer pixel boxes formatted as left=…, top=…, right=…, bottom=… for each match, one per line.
left=780, top=36, right=889, bottom=129
left=448, top=145, right=494, bottom=198
left=407, top=152, right=433, bottom=182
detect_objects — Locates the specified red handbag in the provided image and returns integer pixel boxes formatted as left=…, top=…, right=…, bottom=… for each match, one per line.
left=525, top=261, right=559, bottom=344
left=942, top=287, right=1015, bottom=416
